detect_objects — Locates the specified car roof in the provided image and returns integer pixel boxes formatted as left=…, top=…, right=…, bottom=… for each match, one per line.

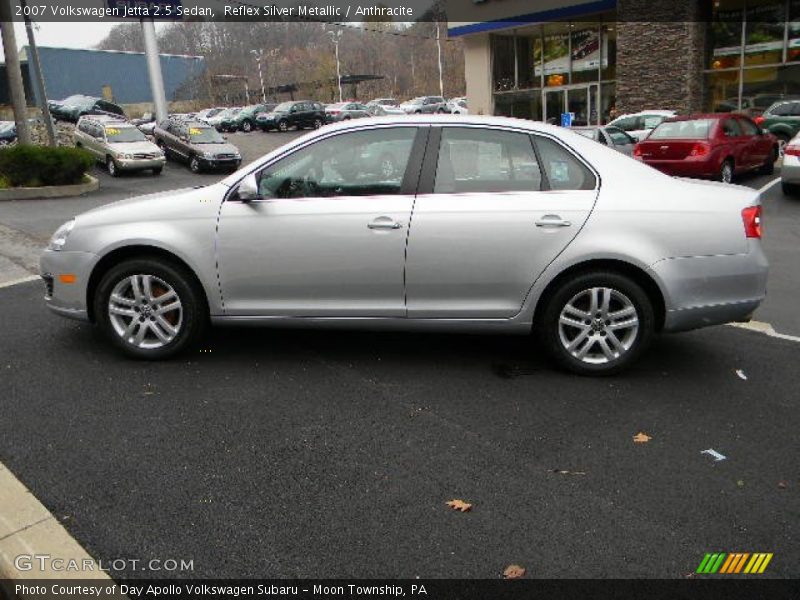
left=79, top=114, right=128, bottom=124
left=663, top=113, right=740, bottom=122
left=615, top=110, right=676, bottom=118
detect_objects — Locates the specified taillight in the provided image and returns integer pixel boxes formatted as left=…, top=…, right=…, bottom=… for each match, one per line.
left=689, top=143, right=710, bottom=157
left=741, top=205, right=762, bottom=239
left=754, top=116, right=765, bottom=125
left=785, top=145, right=800, bottom=157
left=633, top=144, right=642, bottom=158
left=328, top=110, right=340, bottom=115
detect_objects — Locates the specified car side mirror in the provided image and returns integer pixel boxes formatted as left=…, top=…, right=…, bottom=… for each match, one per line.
left=237, top=173, right=261, bottom=202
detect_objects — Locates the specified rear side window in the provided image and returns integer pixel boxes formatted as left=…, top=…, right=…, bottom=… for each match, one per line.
left=738, top=118, right=759, bottom=136
left=533, top=136, right=596, bottom=191
left=607, top=127, right=635, bottom=145
left=769, top=102, right=794, bottom=116
left=722, top=119, right=741, bottom=137
left=610, top=116, right=640, bottom=132
left=433, top=127, right=543, bottom=193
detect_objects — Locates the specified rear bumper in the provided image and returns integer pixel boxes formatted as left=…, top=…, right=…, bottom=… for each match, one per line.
left=650, top=242, right=769, bottom=332
left=780, top=154, right=800, bottom=183
left=640, top=158, right=717, bottom=179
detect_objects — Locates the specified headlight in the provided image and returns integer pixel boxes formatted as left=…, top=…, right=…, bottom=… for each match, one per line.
left=48, top=219, right=75, bottom=251
left=203, top=151, right=215, bottom=159
left=117, top=152, right=133, bottom=159
left=233, top=152, right=241, bottom=159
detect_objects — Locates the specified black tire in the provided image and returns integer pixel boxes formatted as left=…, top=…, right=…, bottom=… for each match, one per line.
left=106, top=156, right=119, bottom=177
left=189, top=156, right=201, bottom=173
left=758, top=146, right=777, bottom=175
left=94, top=257, right=207, bottom=360
left=782, top=181, right=800, bottom=196
left=538, top=271, right=655, bottom=376
left=719, top=159, right=734, bottom=183
left=241, top=119, right=253, bottom=133
left=278, top=120, right=289, bottom=132
left=152, top=167, right=163, bottom=175
left=313, top=118, right=323, bottom=129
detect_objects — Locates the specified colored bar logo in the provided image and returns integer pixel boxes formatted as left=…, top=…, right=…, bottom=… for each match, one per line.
left=696, top=552, right=773, bottom=574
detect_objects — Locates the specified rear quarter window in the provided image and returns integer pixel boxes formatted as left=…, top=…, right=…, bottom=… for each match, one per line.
left=533, top=136, right=596, bottom=191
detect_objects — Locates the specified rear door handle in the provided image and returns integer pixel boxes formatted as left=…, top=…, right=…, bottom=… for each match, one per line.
left=368, top=217, right=402, bottom=230
left=535, top=215, right=572, bottom=228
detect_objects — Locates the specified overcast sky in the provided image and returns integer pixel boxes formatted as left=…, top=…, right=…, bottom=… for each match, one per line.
left=1, top=22, right=167, bottom=59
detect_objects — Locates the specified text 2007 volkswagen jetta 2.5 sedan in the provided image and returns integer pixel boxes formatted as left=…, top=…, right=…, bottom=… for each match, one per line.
left=41, top=116, right=768, bottom=375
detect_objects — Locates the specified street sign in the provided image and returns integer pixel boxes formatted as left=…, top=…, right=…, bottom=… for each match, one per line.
left=561, top=112, right=575, bottom=128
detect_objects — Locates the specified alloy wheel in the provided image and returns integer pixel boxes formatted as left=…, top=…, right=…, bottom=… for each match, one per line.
left=279, top=120, right=289, bottom=132
left=721, top=161, right=733, bottom=184
left=190, top=157, right=200, bottom=173
left=314, top=118, right=322, bottom=129
left=557, top=287, right=639, bottom=365
left=108, top=274, right=183, bottom=350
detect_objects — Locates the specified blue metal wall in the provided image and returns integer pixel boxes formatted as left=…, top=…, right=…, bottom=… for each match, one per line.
left=26, top=47, right=205, bottom=105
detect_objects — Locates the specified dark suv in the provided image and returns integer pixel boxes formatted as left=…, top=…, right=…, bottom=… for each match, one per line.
left=153, top=118, right=242, bottom=173
left=48, top=95, right=125, bottom=123
left=257, top=100, right=326, bottom=132
left=755, top=99, right=800, bottom=152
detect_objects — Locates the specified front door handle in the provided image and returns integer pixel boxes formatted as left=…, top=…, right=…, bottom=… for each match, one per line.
left=535, top=215, right=572, bottom=228
left=368, top=217, right=402, bottom=230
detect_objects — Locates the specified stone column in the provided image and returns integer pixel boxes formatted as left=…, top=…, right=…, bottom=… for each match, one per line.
left=616, top=0, right=708, bottom=114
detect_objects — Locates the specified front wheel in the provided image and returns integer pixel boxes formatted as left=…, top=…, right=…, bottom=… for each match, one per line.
left=313, top=118, right=323, bottom=129
left=152, top=167, right=163, bottom=175
left=94, top=258, right=207, bottom=359
left=719, top=159, right=734, bottom=184
left=189, top=156, right=201, bottom=173
left=241, top=120, right=253, bottom=133
left=278, top=120, right=289, bottom=132
left=539, top=272, right=655, bottom=376
left=106, top=157, right=119, bottom=177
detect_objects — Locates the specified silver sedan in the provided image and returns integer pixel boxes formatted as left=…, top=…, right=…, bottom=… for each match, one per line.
left=572, top=125, right=637, bottom=156
left=40, top=116, right=768, bottom=375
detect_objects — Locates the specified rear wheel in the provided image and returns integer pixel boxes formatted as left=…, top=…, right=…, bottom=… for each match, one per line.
left=759, top=146, right=777, bottom=175
left=94, top=258, right=207, bottom=359
left=539, top=272, right=655, bottom=376
left=241, top=119, right=253, bottom=133
left=719, top=159, right=734, bottom=183
left=782, top=181, right=800, bottom=196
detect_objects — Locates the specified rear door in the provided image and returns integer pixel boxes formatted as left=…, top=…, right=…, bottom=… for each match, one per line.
left=738, top=115, right=771, bottom=166
left=721, top=118, right=747, bottom=168
left=405, top=126, right=598, bottom=319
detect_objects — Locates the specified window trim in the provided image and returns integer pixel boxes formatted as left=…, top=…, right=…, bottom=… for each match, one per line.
left=417, top=124, right=599, bottom=195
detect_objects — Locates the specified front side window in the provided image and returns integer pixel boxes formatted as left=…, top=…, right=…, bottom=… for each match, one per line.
left=257, top=127, right=417, bottom=199
left=738, top=118, right=759, bottom=136
left=606, top=127, right=635, bottom=145
left=534, top=136, right=596, bottom=191
left=722, top=119, right=742, bottom=137
left=433, top=127, right=543, bottom=193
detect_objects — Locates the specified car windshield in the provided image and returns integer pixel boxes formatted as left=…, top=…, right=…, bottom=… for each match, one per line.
left=105, top=126, right=146, bottom=142
left=274, top=102, right=294, bottom=113
left=188, top=125, right=224, bottom=143
left=649, top=119, right=714, bottom=140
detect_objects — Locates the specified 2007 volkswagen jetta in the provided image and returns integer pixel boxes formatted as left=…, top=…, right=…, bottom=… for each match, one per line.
left=40, top=116, right=768, bottom=375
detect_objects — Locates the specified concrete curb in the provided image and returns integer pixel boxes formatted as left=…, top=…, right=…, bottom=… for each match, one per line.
left=0, top=462, right=113, bottom=584
left=0, top=175, right=98, bottom=201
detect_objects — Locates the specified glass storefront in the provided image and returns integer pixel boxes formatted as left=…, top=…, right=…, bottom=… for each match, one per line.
left=491, top=14, right=616, bottom=125
left=706, top=0, right=800, bottom=114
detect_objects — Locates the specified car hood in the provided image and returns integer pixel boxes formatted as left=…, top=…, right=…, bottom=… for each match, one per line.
left=107, top=140, right=161, bottom=153
left=190, top=142, right=239, bottom=154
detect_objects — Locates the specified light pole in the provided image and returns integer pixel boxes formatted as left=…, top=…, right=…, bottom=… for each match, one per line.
left=327, top=30, right=343, bottom=102
left=436, top=21, right=444, bottom=98
left=251, top=50, right=266, bottom=103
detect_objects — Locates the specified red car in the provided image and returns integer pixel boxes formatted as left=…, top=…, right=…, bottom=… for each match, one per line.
left=633, top=113, right=778, bottom=183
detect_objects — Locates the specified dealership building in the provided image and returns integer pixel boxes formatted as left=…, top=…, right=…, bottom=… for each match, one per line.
left=449, top=0, right=800, bottom=124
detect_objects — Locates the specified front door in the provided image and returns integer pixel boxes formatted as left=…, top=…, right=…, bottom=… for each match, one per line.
left=405, top=126, right=599, bottom=319
left=543, top=84, right=600, bottom=126
left=217, top=126, right=423, bottom=317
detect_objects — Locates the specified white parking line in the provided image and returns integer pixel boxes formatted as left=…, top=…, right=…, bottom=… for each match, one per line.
left=0, top=274, right=38, bottom=289
left=729, top=320, right=800, bottom=343
left=758, top=177, right=781, bottom=194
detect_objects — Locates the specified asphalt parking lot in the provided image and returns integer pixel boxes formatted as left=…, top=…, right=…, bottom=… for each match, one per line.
left=0, top=129, right=798, bottom=579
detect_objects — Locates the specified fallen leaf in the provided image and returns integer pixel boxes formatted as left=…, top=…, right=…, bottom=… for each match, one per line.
left=503, top=564, right=526, bottom=579
left=445, top=499, right=472, bottom=512
left=778, top=480, right=788, bottom=489
left=736, top=480, right=745, bottom=487
left=633, top=432, right=652, bottom=443
left=551, top=469, right=587, bottom=476
left=735, top=369, right=748, bottom=380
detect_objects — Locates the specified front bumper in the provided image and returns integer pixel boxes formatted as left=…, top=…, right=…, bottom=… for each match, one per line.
left=650, top=241, right=769, bottom=332
left=117, top=157, right=166, bottom=171
left=198, top=157, right=241, bottom=170
left=40, top=249, right=98, bottom=322
left=780, top=154, right=800, bottom=184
